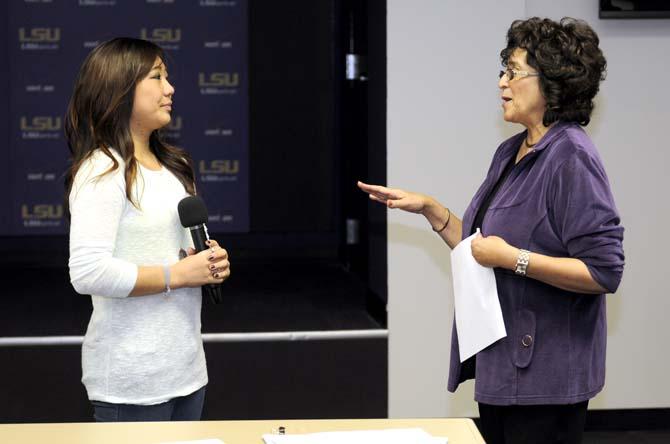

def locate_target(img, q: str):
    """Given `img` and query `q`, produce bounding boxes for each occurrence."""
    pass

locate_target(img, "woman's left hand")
[204,239,231,281]
[471,233,517,269]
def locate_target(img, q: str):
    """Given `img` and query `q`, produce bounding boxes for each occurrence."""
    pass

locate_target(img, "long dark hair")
[64,37,195,209]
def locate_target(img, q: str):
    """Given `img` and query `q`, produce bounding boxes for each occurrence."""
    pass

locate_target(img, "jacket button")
[521,334,533,347]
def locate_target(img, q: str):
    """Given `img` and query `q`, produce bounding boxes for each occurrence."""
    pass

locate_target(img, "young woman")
[65,38,230,422]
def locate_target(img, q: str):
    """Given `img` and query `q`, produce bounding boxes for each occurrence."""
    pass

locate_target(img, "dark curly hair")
[501,17,607,127]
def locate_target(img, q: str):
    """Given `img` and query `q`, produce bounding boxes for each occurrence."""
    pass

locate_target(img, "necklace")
[524,137,537,148]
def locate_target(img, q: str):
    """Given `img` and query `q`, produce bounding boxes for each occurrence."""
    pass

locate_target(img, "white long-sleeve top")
[68,149,207,405]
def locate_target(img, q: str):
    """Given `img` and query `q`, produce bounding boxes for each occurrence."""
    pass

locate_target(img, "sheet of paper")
[262,427,439,444]
[157,440,224,444]
[450,229,507,362]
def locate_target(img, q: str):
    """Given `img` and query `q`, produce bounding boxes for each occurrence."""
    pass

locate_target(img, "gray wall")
[387,0,670,417]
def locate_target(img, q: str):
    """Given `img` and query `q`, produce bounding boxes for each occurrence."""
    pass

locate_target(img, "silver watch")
[515,249,530,276]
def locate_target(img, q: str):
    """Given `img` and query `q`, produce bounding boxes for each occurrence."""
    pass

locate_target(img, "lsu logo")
[140,28,181,43]
[198,72,239,87]
[20,116,61,131]
[166,116,182,131]
[18,28,61,42]
[199,160,239,175]
[21,204,64,220]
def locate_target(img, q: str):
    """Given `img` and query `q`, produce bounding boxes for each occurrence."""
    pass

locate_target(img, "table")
[0,418,484,444]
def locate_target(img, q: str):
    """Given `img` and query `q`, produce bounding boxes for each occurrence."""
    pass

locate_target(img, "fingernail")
[209,264,215,270]
[213,273,219,278]
[208,255,214,261]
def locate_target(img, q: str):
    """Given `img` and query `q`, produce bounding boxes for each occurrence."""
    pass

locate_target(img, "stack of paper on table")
[262,427,446,443]
[158,440,225,444]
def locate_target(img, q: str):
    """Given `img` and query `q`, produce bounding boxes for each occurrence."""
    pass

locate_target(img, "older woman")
[359,17,624,444]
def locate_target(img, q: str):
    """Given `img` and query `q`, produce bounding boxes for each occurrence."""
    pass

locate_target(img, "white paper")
[157,440,224,444]
[262,427,440,444]
[450,229,507,362]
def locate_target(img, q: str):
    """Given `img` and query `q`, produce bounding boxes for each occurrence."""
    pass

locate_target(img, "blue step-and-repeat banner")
[2,0,248,235]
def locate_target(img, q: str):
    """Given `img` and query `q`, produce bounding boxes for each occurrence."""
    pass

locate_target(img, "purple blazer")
[447,122,625,405]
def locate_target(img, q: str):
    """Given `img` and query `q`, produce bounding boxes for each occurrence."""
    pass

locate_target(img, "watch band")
[515,249,530,276]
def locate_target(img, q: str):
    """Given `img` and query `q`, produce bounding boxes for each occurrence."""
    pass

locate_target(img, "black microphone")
[177,196,223,304]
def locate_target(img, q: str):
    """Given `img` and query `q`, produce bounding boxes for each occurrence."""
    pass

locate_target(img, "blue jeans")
[91,386,206,422]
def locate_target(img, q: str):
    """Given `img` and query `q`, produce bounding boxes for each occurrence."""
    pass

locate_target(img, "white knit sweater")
[68,150,207,405]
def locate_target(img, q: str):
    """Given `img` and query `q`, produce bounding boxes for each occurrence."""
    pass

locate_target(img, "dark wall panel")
[249,0,337,233]
[0,340,387,423]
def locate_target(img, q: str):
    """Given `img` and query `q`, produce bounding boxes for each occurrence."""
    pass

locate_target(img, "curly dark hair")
[501,17,607,127]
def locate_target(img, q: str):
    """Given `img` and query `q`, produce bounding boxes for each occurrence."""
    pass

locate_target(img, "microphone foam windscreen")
[178,196,209,227]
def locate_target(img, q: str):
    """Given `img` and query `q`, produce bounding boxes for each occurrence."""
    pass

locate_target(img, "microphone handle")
[190,224,209,252]
[189,224,223,304]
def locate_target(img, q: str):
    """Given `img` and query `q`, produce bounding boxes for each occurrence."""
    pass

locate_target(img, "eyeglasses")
[499,68,540,81]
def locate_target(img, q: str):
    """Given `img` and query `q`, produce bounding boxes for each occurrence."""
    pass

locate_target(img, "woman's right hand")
[170,244,229,289]
[357,181,430,214]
